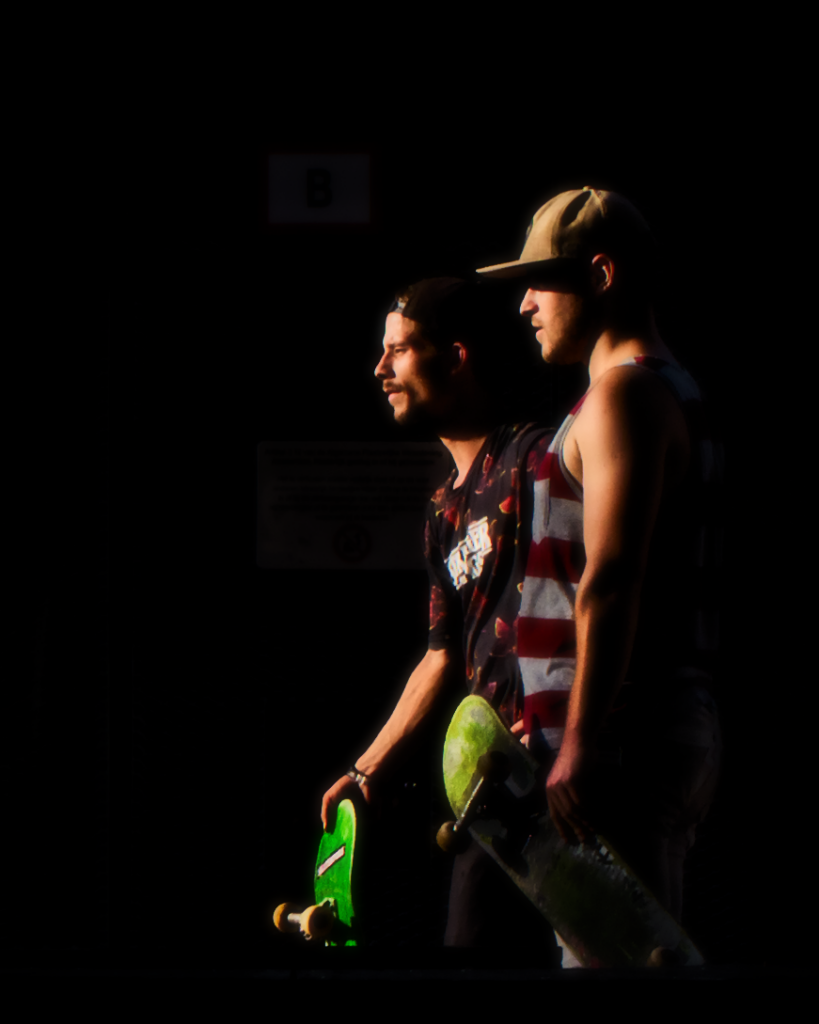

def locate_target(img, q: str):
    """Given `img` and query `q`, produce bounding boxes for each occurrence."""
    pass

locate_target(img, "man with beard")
[478,187,723,931]
[320,277,561,956]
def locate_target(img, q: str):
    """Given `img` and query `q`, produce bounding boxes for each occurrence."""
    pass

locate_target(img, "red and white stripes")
[518,399,587,758]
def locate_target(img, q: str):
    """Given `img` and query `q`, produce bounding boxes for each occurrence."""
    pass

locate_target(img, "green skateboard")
[274,798,359,946]
[439,696,704,968]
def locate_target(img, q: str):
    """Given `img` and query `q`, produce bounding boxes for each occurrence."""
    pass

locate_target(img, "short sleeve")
[425,506,461,652]
[521,424,556,486]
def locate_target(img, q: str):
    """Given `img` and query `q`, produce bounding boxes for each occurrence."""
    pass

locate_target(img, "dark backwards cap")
[388,277,495,344]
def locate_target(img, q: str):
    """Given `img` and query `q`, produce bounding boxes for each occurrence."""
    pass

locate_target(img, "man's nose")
[374,353,392,378]
[519,289,537,316]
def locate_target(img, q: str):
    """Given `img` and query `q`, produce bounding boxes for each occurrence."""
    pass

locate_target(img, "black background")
[9,61,810,985]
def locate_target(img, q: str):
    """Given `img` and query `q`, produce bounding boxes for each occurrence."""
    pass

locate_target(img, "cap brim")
[475,256,582,281]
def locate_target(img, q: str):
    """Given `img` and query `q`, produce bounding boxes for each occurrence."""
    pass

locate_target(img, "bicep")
[576,376,670,587]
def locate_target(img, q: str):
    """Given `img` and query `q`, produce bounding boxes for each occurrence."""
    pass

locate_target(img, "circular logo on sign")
[333,523,372,563]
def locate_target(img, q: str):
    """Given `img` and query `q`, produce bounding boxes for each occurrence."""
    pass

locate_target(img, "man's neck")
[586,311,676,385]
[439,432,492,489]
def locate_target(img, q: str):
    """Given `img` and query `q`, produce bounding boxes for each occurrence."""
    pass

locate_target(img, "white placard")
[257,441,451,570]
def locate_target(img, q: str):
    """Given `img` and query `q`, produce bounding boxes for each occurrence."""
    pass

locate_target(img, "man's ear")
[449,342,468,374]
[590,254,615,296]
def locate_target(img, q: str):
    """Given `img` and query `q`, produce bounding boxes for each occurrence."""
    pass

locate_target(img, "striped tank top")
[518,356,723,761]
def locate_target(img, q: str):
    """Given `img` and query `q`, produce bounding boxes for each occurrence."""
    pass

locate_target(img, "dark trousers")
[443,837,562,964]
[592,686,722,922]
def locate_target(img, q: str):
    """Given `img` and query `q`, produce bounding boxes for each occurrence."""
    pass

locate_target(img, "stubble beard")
[390,389,425,428]
[540,297,599,367]
[391,360,452,431]
[393,399,440,431]
[392,389,460,437]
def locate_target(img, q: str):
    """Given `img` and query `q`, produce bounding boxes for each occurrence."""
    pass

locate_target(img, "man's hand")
[320,774,373,833]
[511,720,596,842]
[318,649,452,833]
[510,718,528,746]
[544,735,598,845]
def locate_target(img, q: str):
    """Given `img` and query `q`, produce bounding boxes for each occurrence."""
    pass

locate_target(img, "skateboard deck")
[274,797,359,946]
[442,695,704,968]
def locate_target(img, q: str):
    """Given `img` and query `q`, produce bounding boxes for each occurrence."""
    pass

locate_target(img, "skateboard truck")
[273,898,337,941]
[437,750,511,855]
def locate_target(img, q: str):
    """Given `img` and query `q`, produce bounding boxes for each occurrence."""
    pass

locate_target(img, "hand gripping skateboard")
[439,696,704,968]
[274,797,359,946]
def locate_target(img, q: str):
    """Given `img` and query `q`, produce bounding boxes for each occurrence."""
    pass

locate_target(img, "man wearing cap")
[478,187,722,926]
[320,277,562,955]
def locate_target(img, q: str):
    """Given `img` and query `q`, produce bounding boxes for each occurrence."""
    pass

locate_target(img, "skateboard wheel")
[437,820,469,855]
[477,750,510,785]
[647,946,682,967]
[273,903,301,933]
[302,904,335,940]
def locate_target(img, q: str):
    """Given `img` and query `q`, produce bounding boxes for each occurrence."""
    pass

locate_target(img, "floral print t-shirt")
[425,422,554,727]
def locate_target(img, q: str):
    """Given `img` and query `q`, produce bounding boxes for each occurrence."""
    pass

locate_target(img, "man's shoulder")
[577,364,685,431]
[468,423,555,503]
[429,472,456,512]
[571,364,691,480]
[488,421,555,460]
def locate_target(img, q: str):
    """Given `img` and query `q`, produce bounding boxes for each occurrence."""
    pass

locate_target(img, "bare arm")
[320,646,453,831]
[545,367,687,841]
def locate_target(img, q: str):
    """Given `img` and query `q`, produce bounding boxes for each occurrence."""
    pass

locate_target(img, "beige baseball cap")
[477,187,655,280]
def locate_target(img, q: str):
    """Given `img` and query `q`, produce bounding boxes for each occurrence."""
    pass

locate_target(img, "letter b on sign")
[306,169,332,208]
[269,154,370,224]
